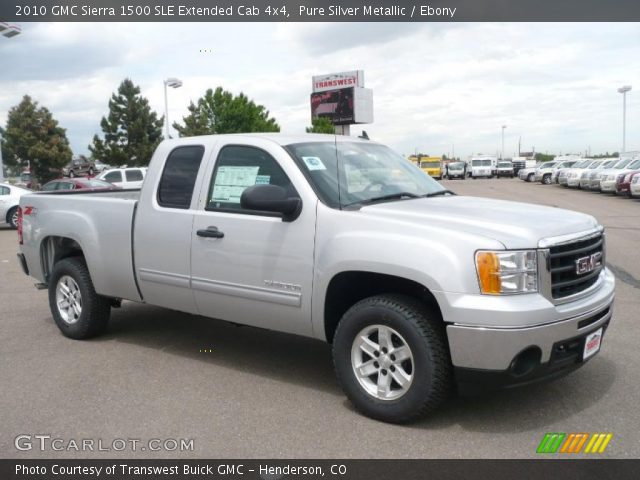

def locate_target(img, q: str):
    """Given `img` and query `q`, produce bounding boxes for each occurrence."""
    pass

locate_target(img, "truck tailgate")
[20,192,142,302]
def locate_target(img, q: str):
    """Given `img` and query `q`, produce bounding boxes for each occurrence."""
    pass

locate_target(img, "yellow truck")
[408,155,443,179]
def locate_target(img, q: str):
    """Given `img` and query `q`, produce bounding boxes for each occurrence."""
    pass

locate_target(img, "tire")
[7,206,19,229]
[88,167,94,176]
[48,257,111,339]
[69,170,75,178]
[333,294,452,424]
[542,174,552,185]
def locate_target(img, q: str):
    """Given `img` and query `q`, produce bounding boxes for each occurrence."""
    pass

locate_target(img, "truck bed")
[20,190,143,302]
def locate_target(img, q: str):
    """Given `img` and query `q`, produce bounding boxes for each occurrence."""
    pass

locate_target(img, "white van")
[470,156,497,178]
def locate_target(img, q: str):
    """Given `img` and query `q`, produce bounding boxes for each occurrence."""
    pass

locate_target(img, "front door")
[190,142,316,337]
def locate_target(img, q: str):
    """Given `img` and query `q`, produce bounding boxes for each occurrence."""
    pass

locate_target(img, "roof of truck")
[162,133,375,147]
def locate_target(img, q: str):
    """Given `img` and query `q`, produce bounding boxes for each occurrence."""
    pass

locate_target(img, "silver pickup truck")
[17,134,615,423]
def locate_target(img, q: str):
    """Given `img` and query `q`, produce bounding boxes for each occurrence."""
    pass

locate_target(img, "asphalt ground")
[1,177,638,459]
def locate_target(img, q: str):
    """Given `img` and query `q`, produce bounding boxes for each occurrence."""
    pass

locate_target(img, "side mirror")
[240,184,302,222]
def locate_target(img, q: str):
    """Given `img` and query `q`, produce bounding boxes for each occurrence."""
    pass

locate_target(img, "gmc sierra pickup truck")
[17,134,615,423]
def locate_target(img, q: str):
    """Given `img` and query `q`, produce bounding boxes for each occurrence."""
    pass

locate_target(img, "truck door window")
[206,145,295,212]
[104,171,123,183]
[125,169,144,182]
[157,145,205,209]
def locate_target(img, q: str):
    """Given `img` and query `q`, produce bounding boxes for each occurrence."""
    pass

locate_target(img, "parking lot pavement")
[1,179,639,459]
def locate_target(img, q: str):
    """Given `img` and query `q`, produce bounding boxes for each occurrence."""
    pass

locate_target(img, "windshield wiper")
[344,192,421,207]
[423,189,456,198]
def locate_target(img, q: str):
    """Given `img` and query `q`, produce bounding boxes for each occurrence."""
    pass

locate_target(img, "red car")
[616,169,640,196]
[40,178,120,192]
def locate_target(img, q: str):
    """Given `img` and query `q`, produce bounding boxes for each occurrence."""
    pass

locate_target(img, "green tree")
[173,87,280,137]
[306,117,335,134]
[90,78,164,167]
[2,95,72,186]
[534,153,555,162]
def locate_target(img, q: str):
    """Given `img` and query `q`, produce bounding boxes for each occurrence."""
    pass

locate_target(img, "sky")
[1,22,639,159]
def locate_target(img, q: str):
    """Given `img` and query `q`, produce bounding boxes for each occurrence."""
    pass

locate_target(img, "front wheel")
[333,295,452,423]
[542,174,552,185]
[48,257,111,339]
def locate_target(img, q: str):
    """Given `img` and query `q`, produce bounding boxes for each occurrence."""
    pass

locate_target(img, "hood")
[360,196,598,249]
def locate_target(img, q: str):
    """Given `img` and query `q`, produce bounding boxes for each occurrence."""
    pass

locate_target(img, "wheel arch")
[323,271,443,344]
[40,235,86,284]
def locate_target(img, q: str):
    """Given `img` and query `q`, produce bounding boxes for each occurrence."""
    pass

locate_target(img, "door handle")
[197,226,224,238]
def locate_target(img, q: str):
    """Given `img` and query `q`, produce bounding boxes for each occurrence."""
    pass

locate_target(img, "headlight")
[476,250,538,295]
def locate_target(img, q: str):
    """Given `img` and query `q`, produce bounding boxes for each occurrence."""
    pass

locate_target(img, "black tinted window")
[0,186,9,195]
[125,169,144,182]
[158,146,205,209]
[207,146,294,211]
[104,171,122,183]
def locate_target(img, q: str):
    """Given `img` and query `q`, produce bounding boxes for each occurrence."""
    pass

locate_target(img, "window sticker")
[255,175,271,185]
[302,156,327,171]
[211,166,260,204]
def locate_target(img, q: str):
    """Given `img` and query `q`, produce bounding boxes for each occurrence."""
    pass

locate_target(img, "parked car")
[581,160,617,189]
[496,161,514,178]
[587,159,632,191]
[615,162,640,196]
[630,175,640,198]
[93,161,109,174]
[62,157,95,178]
[445,161,466,179]
[518,162,543,182]
[0,182,31,228]
[536,161,576,184]
[557,159,592,186]
[18,133,615,423]
[97,167,147,189]
[470,157,496,178]
[599,158,640,193]
[40,178,120,192]
[566,160,600,188]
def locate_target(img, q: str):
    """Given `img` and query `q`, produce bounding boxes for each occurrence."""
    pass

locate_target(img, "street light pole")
[163,77,183,139]
[0,22,21,180]
[501,125,507,160]
[618,85,632,154]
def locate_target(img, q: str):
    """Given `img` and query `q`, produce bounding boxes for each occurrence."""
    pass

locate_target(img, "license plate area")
[583,327,603,360]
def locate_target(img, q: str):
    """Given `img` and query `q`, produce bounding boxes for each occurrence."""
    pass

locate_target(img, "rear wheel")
[69,170,75,178]
[7,207,19,229]
[333,295,452,423]
[48,257,111,339]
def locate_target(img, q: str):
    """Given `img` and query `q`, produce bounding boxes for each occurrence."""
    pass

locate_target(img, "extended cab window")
[158,145,205,209]
[125,169,144,182]
[206,146,294,211]
[104,171,122,183]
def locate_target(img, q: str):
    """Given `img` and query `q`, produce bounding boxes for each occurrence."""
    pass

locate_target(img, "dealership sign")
[312,70,364,93]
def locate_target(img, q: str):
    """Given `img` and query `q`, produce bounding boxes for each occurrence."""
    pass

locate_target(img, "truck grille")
[549,234,604,299]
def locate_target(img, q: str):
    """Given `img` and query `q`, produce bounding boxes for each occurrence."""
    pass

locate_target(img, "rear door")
[134,144,209,314]
[190,140,316,337]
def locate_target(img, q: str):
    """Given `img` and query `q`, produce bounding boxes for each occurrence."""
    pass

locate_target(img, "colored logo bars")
[537,433,613,454]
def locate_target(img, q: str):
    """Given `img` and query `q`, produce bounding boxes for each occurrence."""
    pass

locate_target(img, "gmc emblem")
[575,252,602,275]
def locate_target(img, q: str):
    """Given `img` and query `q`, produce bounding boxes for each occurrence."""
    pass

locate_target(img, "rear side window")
[104,171,123,183]
[206,145,294,212]
[125,169,144,182]
[0,186,9,195]
[158,145,205,209]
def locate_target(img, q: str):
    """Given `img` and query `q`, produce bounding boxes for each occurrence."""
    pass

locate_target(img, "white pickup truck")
[17,134,614,423]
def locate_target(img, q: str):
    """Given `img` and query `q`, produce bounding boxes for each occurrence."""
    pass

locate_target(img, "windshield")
[497,162,512,168]
[472,159,492,166]
[420,161,440,168]
[627,159,640,170]
[286,142,447,208]
[602,160,617,168]
[448,162,464,169]
[573,160,590,168]
[588,162,602,169]
[613,159,632,169]
[540,162,557,169]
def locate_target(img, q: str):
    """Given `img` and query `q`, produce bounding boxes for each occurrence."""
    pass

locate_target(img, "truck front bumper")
[599,180,617,192]
[443,268,615,393]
